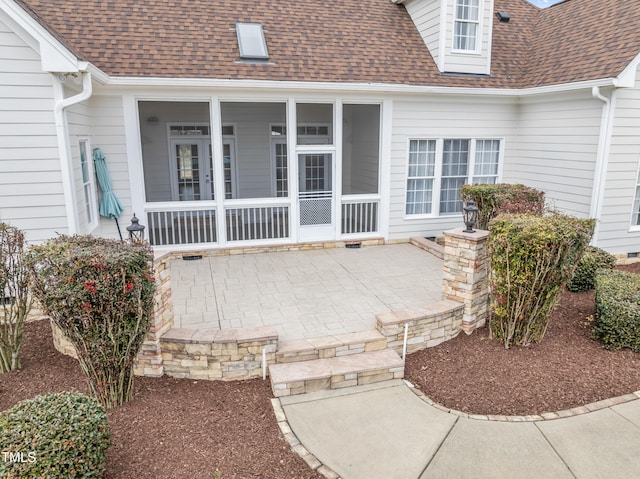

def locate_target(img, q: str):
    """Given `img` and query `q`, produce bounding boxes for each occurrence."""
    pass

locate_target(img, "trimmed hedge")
[567,246,617,292]
[593,269,640,352]
[460,183,545,230]
[0,392,110,479]
[489,213,595,348]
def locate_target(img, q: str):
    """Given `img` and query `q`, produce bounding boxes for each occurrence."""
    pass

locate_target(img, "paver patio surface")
[170,243,443,340]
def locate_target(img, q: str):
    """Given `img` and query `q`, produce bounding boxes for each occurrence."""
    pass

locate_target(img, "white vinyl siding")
[391,97,515,240]
[443,0,492,74]
[88,95,132,240]
[504,91,602,218]
[0,18,66,242]
[599,65,640,254]
[453,0,479,51]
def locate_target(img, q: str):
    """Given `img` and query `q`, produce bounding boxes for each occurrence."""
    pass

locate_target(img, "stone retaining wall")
[375,299,464,354]
[161,326,278,380]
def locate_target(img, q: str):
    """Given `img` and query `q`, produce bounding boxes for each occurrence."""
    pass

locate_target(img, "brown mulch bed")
[2,264,640,476]
[0,320,320,479]
[405,262,640,416]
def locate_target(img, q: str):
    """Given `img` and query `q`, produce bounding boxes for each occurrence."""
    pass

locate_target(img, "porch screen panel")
[440,139,469,214]
[342,104,380,195]
[406,139,436,215]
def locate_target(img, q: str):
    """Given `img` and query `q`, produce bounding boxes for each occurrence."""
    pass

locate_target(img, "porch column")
[441,228,490,334]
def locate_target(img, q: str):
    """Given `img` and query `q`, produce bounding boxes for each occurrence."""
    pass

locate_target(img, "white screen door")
[297,153,335,241]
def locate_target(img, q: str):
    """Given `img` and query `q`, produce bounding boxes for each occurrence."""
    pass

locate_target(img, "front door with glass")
[170,139,213,201]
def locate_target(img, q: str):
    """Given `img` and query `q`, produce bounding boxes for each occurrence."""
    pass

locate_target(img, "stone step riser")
[275,332,387,364]
[269,349,404,397]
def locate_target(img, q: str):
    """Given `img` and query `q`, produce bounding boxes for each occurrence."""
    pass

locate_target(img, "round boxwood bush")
[567,246,617,292]
[0,392,110,478]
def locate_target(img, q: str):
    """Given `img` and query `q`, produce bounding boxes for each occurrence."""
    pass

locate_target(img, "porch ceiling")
[170,243,443,341]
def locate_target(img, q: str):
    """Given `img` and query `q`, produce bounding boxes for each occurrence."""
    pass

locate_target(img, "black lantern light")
[462,198,479,233]
[126,214,146,243]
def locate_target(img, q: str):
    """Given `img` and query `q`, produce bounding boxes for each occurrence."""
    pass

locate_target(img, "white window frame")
[236,23,269,60]
[222,123,238,200]
[630,161,640,231]
[404,137,503,219]
[452,0,482,53]
[270,124,288,197]
[78,138,99,232]
[406,139,438,216]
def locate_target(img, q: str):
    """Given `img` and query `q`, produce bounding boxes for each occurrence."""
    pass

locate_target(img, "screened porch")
[137,100,382,248]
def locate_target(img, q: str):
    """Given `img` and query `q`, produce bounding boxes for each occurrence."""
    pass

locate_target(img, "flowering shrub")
[460,183,545,230]
[0,223,32,373]
[489,213,594,348]
[25,236,155,408]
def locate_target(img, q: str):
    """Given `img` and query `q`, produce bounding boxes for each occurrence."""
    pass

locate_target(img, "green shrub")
[460,183,545,230]
[489,213,595,348]
[592,269,640,352]
[0,392,110,479]
[25,235,155,408]
[567,246,617,292]
[0,223,32,372]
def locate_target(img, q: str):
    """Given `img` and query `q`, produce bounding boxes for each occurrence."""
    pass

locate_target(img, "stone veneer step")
[269,349,404,397]
[275,330,387,364]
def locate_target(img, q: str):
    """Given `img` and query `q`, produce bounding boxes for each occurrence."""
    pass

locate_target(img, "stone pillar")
[442,228,490,334]
[134,251,174,377]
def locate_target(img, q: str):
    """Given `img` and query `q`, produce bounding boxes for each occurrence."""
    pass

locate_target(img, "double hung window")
[406,138,501,216]
[632,166,640,227]
[453,0,480,52]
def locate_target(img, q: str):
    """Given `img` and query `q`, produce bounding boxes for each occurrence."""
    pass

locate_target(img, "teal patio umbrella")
[93,148,124,239]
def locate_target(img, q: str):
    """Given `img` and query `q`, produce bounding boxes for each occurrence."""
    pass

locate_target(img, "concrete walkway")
[279,380,640,479]
[170,244,443,340]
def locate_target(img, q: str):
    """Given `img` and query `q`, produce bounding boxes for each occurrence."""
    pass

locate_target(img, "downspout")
[590,86,615,246]
[52,70,93,235]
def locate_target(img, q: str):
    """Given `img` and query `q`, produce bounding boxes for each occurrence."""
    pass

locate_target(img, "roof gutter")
[589,85,616,246]
[52,69,92,235]
[92,73,617,97]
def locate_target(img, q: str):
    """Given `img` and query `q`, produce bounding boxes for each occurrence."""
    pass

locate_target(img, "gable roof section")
[523,0,640,87]
[12,0,640,90]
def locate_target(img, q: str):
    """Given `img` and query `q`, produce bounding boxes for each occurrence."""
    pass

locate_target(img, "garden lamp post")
[462,199,479,233]
[126,214,146,243]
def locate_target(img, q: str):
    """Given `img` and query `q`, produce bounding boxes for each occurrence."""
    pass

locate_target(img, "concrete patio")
[169,243,443,341]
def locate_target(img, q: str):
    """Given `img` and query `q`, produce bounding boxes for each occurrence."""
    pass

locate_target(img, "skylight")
[236,23,269,60]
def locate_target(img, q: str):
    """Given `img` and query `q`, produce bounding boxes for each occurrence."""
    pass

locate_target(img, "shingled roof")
[14,0,640,89]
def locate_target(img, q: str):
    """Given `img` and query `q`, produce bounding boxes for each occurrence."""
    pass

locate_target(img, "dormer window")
[236,23,269,60]
[453,0,480,52]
